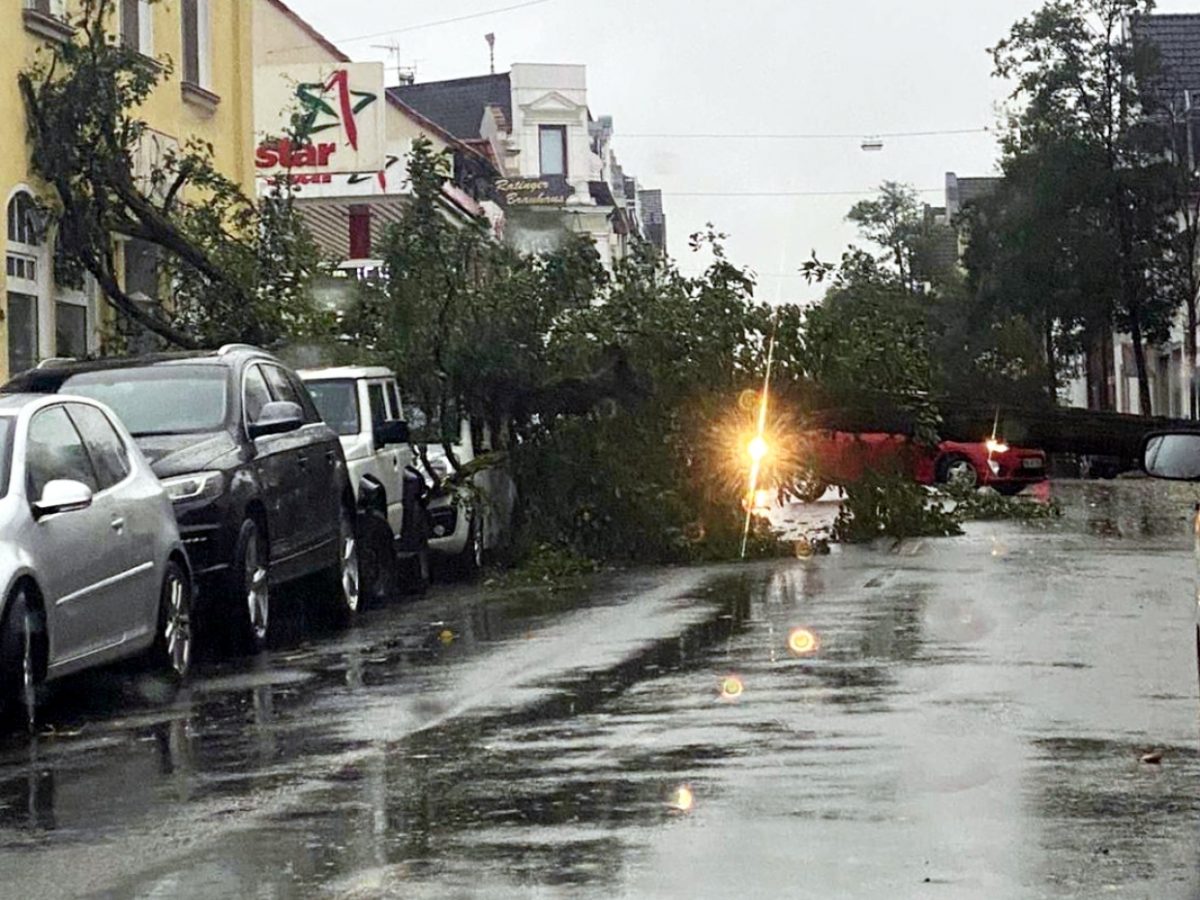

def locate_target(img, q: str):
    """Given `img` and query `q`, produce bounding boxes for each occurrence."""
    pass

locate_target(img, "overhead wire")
[619,127,990,140]
[331,0,558,44]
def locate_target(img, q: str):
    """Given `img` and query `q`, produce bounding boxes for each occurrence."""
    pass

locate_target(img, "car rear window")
[306,380,360,437]
[61,366,229,437]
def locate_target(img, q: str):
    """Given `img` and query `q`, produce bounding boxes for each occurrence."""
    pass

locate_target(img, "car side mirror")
[249,401,304,439]
[374,420,410,448]
[33,479,94,518]
[1143,431,1200,480]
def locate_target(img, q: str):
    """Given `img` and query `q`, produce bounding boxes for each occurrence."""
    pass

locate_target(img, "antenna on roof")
[485,33,496,75]
[372,41,416,86]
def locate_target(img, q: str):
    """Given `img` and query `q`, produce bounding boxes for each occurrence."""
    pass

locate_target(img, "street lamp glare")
[748,436,768,463]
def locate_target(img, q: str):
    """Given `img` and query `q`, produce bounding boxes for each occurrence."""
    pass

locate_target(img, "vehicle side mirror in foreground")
[249,401,304,439]
[1143,432,1200,480]
[374,420,410,447]
[33,479,94,518]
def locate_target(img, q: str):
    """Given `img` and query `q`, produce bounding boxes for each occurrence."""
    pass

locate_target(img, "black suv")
[4,345,360,649]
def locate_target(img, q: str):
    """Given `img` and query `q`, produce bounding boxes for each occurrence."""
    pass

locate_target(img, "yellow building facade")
[0,0,254,380]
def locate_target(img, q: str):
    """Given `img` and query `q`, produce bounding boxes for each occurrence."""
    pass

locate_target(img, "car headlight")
[427,456,450,481]
[161,471,224,505]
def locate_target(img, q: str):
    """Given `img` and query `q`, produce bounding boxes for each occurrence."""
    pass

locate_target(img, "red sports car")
[790,432,1047,499]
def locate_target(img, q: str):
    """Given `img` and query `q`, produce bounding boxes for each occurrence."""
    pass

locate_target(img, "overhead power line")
[333,0,558,45]
[663,188,944,197]
[619,127,990,140]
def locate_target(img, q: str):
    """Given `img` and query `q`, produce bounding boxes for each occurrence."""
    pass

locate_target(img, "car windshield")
[61,366,229,436]
[306,380,360,436]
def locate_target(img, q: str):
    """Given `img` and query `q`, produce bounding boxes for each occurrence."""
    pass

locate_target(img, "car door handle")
[110,517,125,533]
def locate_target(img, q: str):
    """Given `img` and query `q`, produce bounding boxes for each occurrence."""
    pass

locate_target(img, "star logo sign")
[295,69,377,152]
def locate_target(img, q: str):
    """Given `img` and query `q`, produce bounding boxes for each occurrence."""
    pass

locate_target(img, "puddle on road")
[1027,736,1200,896]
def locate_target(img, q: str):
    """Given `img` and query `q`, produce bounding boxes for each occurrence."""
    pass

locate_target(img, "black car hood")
[136,431,237,477]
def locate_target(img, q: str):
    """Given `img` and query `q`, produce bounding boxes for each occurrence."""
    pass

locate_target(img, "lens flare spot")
[753,489,774,511]
[748,436,769,463]
[738,389,760,412]
[439,629,455,645]
[669,784,695,812]
[719,675,744,701]
[794,538,814,559]
[788,627,820,656]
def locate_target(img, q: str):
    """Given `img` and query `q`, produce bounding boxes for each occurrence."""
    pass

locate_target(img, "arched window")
[6,191,41,248]
[6,191,46,375]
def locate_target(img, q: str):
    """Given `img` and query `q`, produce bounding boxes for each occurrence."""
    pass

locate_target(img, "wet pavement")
[1,479,1199,898]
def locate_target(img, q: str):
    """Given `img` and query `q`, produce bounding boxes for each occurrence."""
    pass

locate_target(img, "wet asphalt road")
[0,480,1199,899]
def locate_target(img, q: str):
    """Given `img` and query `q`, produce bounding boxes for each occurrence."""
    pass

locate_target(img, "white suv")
[300,367,430,597]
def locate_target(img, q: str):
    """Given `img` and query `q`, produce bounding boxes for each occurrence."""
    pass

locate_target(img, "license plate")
[1022,458,1044,470]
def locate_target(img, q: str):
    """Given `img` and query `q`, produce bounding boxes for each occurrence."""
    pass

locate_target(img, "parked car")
[0,394,193,723]
[4,346,359,651]
[409,409,517,576]
[791,431,1048,500]
[927,438,1048,494]
[299,366,431,597]
[1141,429,1200,692]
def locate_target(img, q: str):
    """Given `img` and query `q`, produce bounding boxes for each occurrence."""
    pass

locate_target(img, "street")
[0,480,1198,899]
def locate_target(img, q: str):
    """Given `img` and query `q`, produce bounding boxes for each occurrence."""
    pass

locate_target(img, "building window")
[7,192,40,246]
[120,0,152,54]
[55,302,88,359]
[181,0,210,88]
[7,191,47,374]
[26,0,67,18]
[539,125,567,177]
[7,294,39,375]
[120,238,162,355]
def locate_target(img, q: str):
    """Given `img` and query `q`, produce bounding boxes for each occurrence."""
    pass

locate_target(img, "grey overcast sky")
[286,0,1200,303]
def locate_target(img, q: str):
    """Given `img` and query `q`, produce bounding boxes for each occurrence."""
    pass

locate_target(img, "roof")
[0,394,62,414]
[262,1,490,165]
[2,350,273,394]
[1133,14,1200,98]
[263,0,350,62]
[298,366,395,381]
[390,73,513,140]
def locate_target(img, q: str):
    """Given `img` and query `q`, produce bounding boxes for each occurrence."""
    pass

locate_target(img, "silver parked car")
[0,394,193,723]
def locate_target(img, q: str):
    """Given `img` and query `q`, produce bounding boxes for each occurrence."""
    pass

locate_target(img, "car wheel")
[151,561,193,680]
[937,454,978,489]
[326,502,362,619]
[230,518,270,652]
[0,586,44,731]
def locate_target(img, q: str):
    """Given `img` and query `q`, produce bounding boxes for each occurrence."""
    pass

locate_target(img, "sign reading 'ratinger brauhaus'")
[495,176,575,207]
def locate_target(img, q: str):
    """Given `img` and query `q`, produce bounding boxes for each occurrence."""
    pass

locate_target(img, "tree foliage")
[976,0,1182,414]
[19,0,326,350]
